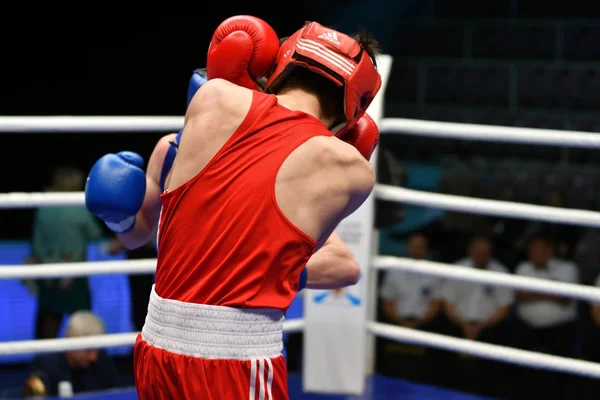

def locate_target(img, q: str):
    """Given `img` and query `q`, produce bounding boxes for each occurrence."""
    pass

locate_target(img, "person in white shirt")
[380,233,443,329]
[379,233,443,385]
[515,234,578,343]
[444,236,513,342]
[513,233,579,400]
[442,236,513,397]
[584,273,600,357]
[577,273,600,400]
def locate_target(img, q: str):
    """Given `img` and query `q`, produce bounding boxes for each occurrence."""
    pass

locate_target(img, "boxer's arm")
[312,139,376,249]
[117,134,176,249]
[305,232,360,289]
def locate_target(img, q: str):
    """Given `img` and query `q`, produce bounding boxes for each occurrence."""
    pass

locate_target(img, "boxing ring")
[3,54,600,399]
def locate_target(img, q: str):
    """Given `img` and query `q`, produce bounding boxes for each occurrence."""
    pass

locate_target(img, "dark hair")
[273,26,381,126]
[470,234,492,247]
[276,68,345,125]
[353,28,380,68]
[528,232,555,247]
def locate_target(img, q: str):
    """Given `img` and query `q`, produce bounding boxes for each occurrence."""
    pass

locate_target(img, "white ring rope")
[374,256,600,303]
[2,262,598,379]
[376,184,600,227]
[3,115,599,148]
[380,118,600,148]
[0,319,305,356]
[4,69,600,382]
[0,116,184,133]
[368,322,600,378]
[5,187,600,230]
[3,257,599,305]
[0,192,84,209]
[0,259,156,279]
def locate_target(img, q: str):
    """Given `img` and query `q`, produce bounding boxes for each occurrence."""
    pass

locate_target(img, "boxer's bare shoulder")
[185,78,252,129]
[169,79,253,191]
[276,135,375,246]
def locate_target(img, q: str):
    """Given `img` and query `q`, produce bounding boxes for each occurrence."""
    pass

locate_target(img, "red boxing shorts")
[134,287,288,400]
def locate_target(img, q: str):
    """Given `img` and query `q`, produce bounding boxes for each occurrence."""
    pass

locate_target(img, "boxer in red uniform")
[112,16,380,399]
[134,17,381,399]
[87,69,360,291]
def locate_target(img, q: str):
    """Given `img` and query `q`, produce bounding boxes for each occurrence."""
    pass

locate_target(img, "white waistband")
[141,286,284,360]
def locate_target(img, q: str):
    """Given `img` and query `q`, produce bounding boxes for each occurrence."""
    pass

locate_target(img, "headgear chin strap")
[265,22,382,136]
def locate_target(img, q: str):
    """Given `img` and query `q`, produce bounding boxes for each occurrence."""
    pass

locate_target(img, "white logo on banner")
[312,273,362,307]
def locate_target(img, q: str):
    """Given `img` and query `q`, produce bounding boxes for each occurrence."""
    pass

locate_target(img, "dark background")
[0,1,428,239]
[3,0,600,240]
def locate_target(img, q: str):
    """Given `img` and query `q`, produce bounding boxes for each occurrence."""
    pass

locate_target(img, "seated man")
[443,235,513,397]
[513,233,579,400]
[380,233,442,330]
[379,232,443,384]
[24,311,120,397]
[444,236,513,343]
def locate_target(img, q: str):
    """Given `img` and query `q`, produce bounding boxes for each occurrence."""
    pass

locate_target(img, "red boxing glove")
[342,114,380,161]
[207,15,279,90]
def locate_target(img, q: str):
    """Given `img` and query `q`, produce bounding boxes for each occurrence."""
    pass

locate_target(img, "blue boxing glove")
[187,68,208,107]
[85,151,146,233]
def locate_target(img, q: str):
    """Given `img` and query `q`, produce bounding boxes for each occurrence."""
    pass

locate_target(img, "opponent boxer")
[90,15,381,398]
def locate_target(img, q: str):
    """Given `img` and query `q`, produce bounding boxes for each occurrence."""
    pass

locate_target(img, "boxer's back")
[157,79,373,310]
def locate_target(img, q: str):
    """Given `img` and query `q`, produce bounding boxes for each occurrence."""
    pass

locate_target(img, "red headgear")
[264,22,382,136]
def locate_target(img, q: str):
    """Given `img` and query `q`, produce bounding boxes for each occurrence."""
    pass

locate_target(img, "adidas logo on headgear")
[318,31,340,45]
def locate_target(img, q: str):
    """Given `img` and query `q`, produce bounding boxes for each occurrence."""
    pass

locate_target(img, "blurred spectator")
[105,238,157,331]
[516,190,582,260]
[375,149,406,228]
[442,236,513,397]
[573,228,600,285]
[488,186,528,269]
[513,234,579,400]
[435,149,487,262]
[380,233,442,329]
[578,273,600,400]
[379,233,443,384]
[24,311,120,397]
[30,167,104,339]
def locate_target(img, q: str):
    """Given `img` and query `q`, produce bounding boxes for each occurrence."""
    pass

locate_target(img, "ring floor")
[24,375,491,400]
